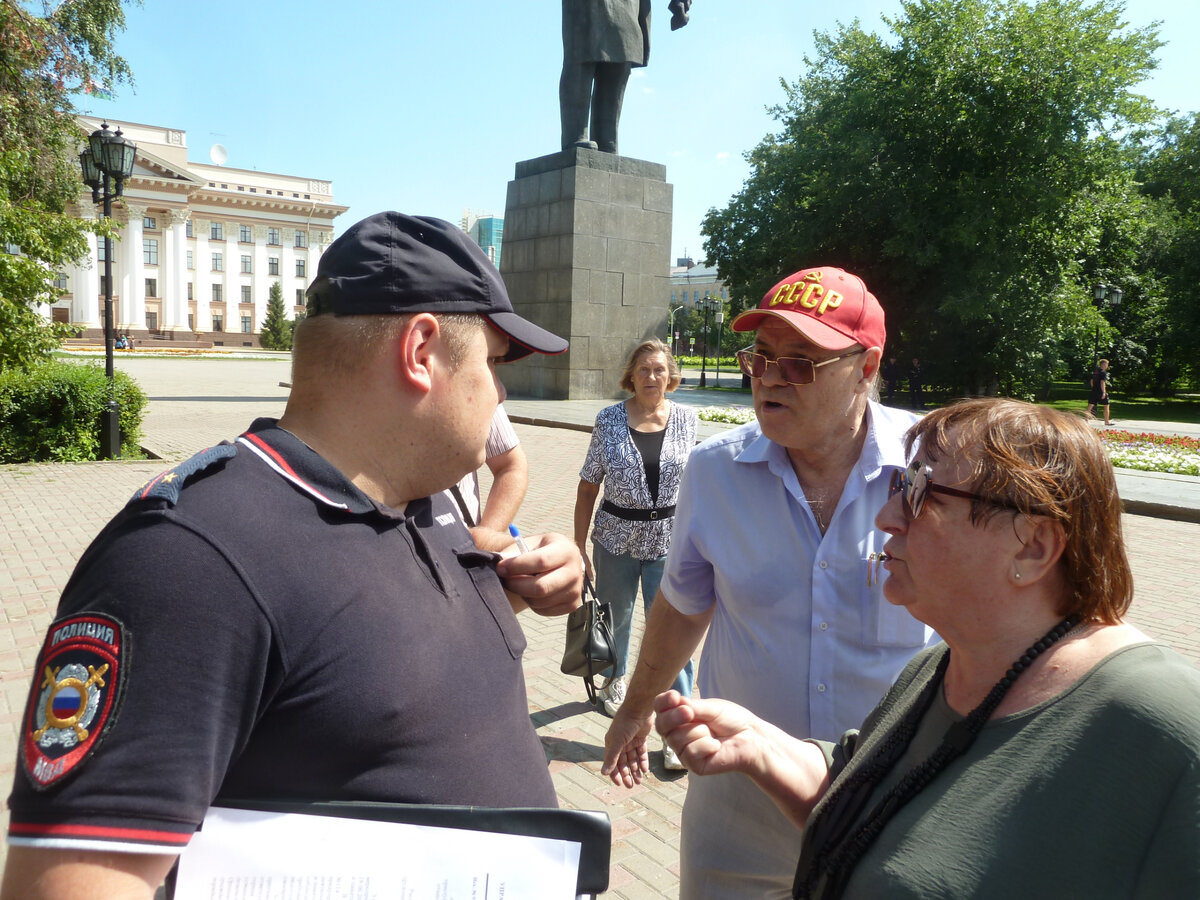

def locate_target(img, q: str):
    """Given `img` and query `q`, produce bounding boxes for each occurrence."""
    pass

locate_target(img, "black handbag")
[560,575,617,702]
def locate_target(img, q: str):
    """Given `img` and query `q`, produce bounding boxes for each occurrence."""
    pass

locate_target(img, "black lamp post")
[713,307,725,389]
[79,122,137,459]
[1091,282,1123,369]
[697,294,720,388]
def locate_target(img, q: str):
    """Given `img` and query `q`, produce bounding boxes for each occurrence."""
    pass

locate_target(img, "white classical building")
[52,117,348,347]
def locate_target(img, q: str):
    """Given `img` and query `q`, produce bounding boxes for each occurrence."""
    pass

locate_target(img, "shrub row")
[0,361,148,463]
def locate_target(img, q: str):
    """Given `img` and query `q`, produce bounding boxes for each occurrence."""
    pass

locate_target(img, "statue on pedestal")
[560,0,691,154]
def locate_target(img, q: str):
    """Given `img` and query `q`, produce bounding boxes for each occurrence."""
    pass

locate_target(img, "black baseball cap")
[305,212,568,362]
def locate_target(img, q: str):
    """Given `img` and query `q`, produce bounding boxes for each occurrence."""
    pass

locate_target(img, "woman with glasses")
[655,397,1200,898]
[574,340,697,766]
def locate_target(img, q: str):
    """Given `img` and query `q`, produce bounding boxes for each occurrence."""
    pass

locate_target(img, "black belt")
[601,500,676,521]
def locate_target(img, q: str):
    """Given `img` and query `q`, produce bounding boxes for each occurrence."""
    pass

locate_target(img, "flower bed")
[696,408,1200,477]
[1099,430,1200,477]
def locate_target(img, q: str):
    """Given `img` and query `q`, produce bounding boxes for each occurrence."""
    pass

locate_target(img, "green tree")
[1133,113,1200,390]
[0,0,135,373]
[259,281,293,350]
[702,0,1162,397]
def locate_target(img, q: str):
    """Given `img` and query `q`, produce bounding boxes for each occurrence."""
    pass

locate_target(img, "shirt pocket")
[458,549,527,659]
[860,555,928,648]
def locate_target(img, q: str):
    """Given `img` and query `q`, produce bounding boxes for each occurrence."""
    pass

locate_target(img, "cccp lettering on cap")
[732,265,886,351]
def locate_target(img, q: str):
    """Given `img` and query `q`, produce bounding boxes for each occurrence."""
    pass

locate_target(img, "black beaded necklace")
[793,614,1081,900]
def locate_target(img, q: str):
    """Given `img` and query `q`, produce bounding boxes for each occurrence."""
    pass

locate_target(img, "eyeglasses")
[889,459,1021,519]
[735,346,864,385]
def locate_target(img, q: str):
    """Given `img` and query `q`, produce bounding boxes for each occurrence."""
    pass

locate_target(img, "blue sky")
[78,0,1199,266]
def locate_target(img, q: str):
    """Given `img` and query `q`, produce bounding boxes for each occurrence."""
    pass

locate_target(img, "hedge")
[0,361,148,462]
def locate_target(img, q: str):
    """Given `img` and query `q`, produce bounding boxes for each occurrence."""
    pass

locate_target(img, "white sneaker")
[601,677,626,717]
[662,743,686,771]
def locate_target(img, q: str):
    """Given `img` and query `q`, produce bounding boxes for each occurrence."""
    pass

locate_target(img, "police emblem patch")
[22,613,125,789]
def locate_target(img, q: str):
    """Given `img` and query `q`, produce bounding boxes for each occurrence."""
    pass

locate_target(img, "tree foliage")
[702,0,1166,397]
[0,0,135,373]
[258,281,293,350]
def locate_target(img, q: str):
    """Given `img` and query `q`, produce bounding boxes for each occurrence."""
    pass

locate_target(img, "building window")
[187,250,194,269]
[210,222,223,240]
[188,313,194,330]
[143,238,158,265]
[240,255,252,274]
[145,278,157,297]
[268,256,279,276]
[294,230,307,248]
[241,315,252,333]
[295,259,305,278]
[295,288,305,305]
[187,283,193,300]
[241,285,252,303]
[212,253,223,271]
[212,314,224,332]
[240,224,253,243]
[143,215,157,230]
[146,312,158,331]
[54,272,69,292]
[185,220,193,238]
[267,228,280,246]
[97,242,107,262]
[212,284,222,303]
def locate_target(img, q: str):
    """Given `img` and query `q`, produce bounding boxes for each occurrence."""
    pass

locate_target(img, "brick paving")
[2,356,1199,896]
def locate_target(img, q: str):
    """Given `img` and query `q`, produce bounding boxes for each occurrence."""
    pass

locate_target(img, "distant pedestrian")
[1087,358,1112,426]
[883,356,900,405]
[909,357,924,409]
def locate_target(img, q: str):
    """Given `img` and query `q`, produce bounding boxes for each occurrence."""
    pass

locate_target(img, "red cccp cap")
[730,266,886,351]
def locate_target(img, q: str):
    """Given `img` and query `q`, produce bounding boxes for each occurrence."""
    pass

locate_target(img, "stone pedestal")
[499,148,672,399]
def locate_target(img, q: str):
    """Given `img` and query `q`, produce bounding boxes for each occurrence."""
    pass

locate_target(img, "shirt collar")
[237,417,420,520]
[733,402,912,481]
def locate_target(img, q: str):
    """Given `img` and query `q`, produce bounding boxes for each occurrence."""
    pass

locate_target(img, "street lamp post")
[713,309,725,388]
[79,122,137,460]
[697,294,719,387]
[667,304,685,357]
[1091,282,1123,368]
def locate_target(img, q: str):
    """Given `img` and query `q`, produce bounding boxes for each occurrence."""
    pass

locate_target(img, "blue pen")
[508,524,531,554]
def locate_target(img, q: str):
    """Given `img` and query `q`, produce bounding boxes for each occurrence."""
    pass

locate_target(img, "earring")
[1014,570,1022,580]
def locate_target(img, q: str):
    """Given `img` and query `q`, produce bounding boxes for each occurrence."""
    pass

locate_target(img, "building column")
[163,209,190,333]
[193,219,211,331]
[119,203,146,331]
[68,207,101,329]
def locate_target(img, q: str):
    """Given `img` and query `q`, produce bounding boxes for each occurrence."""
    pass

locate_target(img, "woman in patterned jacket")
[574,339,697,767]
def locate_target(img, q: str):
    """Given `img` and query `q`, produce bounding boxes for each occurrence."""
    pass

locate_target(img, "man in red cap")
[602,266,937,897]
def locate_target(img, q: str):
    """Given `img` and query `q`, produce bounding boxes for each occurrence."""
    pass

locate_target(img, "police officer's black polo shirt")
[8,419,557,854]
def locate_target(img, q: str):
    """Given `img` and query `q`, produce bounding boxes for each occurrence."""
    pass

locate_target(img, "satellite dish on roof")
[209,144,228,165]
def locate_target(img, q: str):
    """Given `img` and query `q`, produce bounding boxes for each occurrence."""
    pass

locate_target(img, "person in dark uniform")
[909,356,924,409]
[2,212,579,900]
[560,0,691,153]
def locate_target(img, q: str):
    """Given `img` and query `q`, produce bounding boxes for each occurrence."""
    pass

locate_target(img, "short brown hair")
[619,339,682,394]
[907,398,1132,624]
[290,313,485,384]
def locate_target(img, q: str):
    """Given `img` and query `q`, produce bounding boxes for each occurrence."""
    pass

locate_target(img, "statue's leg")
[560,62,598,150]
[591,62,632,153]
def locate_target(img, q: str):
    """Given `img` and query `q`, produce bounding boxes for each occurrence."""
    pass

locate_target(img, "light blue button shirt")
[663,401,939,741]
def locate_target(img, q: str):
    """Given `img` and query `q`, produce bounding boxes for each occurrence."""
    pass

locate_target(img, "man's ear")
[857,347,883,391]
[397,313,439,395]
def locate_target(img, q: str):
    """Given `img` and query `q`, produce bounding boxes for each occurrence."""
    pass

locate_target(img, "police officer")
[3,212,579,900]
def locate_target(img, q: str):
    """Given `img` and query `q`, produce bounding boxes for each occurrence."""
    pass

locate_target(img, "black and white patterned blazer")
[580,400,698,560]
